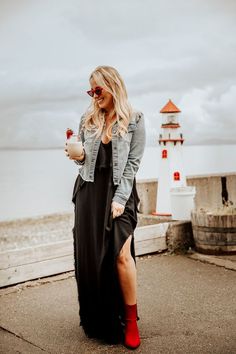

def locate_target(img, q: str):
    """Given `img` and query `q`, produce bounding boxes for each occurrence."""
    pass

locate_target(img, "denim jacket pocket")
[128,122,137,132]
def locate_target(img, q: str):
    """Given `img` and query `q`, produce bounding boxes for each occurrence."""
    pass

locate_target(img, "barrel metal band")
[193,225,236,234]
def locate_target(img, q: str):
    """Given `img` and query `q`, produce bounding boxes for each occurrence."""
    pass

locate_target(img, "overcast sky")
[0,0,235,148]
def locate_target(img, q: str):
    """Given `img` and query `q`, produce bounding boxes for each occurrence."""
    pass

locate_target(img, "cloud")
[0,0,236,148]
[0,102,86,149]
[180,84,236,144]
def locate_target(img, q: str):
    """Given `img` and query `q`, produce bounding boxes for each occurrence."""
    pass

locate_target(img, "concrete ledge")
[186,251,236,271]
[0,216,197,287]
[138,214,172,226]
[2,219,234,288]
[5,210,229,287]
[0,217,169,287]
[135,223,168,256]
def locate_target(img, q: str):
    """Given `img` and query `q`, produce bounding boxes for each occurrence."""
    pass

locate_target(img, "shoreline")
[0,212,74,251]
[0,211,73,226]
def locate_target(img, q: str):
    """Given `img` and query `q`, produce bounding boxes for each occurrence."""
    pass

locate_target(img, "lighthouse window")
[168,115,175,123]
[162,150,168,158]
[174,172,180,181]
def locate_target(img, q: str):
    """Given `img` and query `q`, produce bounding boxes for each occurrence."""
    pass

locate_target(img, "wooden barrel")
[191,211,236,255]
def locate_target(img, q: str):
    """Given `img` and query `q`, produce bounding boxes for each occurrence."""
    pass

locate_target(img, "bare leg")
[117,235,140,348]
[116,235,137,305]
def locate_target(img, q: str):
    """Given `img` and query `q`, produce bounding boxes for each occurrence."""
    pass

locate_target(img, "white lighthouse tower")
[153,99,186,216]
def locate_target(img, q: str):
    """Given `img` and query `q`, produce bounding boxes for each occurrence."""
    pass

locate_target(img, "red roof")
[160,99,181,113]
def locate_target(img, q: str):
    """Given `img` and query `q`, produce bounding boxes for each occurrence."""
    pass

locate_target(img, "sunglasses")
[87,86,103,97]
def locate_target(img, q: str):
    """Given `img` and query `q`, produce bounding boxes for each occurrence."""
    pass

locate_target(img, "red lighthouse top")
[160,99,181,113]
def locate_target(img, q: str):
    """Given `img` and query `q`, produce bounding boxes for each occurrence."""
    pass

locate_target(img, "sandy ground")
[0,212,166,251]
[0,213,74,250]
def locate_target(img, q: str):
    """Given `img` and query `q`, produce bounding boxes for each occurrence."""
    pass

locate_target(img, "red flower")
[66,128,73,139]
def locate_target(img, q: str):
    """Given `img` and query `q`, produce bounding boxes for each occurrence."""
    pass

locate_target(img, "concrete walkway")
[0,253,236,354]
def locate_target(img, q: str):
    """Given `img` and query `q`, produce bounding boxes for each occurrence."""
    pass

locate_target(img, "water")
[0,145,235,221]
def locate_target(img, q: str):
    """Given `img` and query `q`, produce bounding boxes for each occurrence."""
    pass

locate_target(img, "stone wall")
[136,173,236,214]
[136,179,157,214]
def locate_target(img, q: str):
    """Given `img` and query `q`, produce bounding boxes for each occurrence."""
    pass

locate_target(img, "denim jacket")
[74,111,146,206]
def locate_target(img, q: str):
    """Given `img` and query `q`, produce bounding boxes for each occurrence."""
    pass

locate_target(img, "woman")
[65,66,145,349]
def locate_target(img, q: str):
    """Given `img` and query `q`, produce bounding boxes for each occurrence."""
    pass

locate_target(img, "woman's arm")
[73,114,86,165]
[112,112,146,206]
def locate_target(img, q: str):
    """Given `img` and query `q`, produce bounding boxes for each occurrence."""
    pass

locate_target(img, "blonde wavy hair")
[83,66,133,139]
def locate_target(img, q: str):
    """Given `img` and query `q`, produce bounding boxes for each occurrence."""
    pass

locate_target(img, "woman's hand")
[111,201,125,219]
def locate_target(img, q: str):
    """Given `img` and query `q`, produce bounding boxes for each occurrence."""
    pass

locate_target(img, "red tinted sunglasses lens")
[94,87,102,96]
[86,87,103,97]
[87,90,94,97]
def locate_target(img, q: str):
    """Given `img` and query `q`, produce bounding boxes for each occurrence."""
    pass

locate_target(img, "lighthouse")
[153,99,187,216]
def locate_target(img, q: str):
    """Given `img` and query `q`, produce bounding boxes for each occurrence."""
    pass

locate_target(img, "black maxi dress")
[72,140,140,344]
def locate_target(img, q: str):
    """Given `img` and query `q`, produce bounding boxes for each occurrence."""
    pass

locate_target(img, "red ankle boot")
[124,304,140,349]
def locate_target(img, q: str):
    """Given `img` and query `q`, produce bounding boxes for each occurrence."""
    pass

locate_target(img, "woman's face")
[90,78,114,112]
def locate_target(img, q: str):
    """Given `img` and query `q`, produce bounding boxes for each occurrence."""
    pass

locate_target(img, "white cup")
[67,135,83,158]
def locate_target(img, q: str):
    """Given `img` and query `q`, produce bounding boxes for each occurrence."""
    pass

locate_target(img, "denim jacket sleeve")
[112,112,146,206]
[74,114,86,166]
